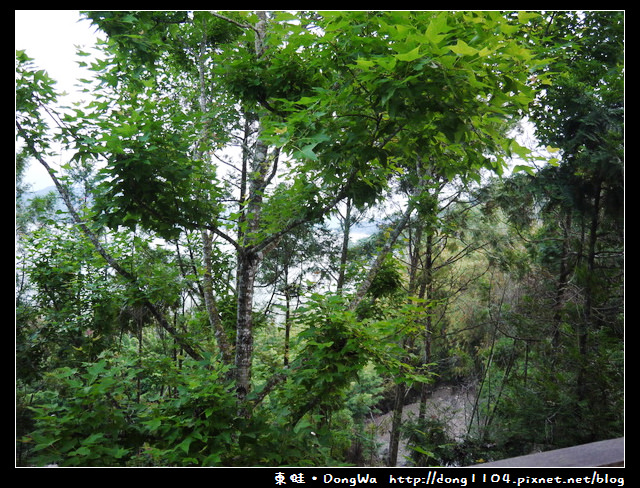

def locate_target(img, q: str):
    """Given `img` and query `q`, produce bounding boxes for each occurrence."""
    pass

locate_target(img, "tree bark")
[418,230,434,421]
[552,211,572,351]
[194,23,234,367]
[577,178,602,402]
[201,230,234,365]
[387,381,406,466]
[337,197,352,295]
[209,11,271,412]
[235,249,259,408]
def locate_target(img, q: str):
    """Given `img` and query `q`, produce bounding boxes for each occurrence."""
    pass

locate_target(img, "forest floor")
[368,383,477,466]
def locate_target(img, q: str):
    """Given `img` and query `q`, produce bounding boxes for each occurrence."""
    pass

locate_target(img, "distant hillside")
[19,185,66,213]
[24,185,57,199]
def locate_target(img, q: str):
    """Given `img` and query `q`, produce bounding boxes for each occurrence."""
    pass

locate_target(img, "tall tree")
[528,11,624,407]
[18,12,552,458]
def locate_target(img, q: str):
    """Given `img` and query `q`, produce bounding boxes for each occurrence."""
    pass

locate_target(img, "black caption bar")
[260,467,626,487]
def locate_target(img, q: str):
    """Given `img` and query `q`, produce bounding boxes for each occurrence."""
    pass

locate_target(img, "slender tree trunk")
[202,230,233,366]
[407,222,423,293]
[234,131,271,409]
[387,381,406,466]
[552,211,572,351]
[577,179,602,401]
[235,249,259,407]
[195,21,233,367]
[348,202,415,312]
[418,230,433,420]
[337,197,352,295]
[232,11,271,412]
[284,284,291,367]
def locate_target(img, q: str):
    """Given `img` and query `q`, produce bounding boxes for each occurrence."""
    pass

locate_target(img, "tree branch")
[348,201,416,312]
[17,121,203,362]
[210,11,260,35]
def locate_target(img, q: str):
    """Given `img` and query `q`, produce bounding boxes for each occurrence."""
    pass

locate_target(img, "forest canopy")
[16,10,623,467]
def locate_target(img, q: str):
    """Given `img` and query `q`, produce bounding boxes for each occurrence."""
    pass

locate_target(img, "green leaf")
[377,56,397,71]
[293,418,313,433]
[143,417,163,431]
[106,447,130,459]
[517,11,539,24]
[395,46,423,62]
[297,143,318,160]
[81,432,105,445]
[295,96,319,106]
[73,446,92,457]
[448,40,478,57]
[424,15,450,46]
[355,57,376,69]
[509,139,531,159]
[86,360,108,378]
[512,164,535,176]
[478,46,495,57]
[177,436,194,454]
[409,445,436,457]
[308,340,334,349]
[33,438,61,452]
[16,49,31,62]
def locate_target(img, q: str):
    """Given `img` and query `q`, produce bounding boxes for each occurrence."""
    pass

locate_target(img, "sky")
[16,10,101,190]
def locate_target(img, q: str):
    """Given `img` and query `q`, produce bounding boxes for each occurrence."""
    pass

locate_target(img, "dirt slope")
[369,384,476,466]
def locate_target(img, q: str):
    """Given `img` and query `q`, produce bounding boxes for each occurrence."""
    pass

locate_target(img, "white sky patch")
[16,10,101,190]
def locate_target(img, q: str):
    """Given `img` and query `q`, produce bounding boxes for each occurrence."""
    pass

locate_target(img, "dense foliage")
[16,11,623,467]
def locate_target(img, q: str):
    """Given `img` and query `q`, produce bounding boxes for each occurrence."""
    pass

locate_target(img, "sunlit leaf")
[448,40,478,56]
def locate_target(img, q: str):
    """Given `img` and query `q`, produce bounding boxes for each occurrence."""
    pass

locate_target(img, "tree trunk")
[552,211,572,351]
[348,202,415,312]
[418,231,433,420]
[233,12,270,412]
[284,285,291,367]
[195,23,233,367]
[577,179,602,402]
[202,230,233,366]
[235,249,259,409]
[337,197,352,295]
[387,381,406,466]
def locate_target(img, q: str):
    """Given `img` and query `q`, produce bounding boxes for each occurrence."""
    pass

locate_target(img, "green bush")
[21,354,142,466]
[404,416,457,466]
[20,347,348,467]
